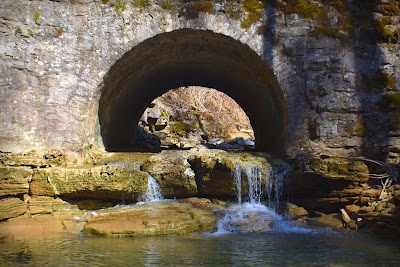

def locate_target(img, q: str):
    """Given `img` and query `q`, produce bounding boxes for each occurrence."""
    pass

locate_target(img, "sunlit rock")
[84,201,217,237]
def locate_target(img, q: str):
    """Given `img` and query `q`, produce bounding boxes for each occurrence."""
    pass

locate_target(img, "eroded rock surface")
[84,201,217,237]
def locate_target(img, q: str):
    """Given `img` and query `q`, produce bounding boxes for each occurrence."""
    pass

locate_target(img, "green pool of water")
[1,230,399,266]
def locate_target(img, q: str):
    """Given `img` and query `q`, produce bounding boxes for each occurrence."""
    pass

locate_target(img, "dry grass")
[159,86,253,137]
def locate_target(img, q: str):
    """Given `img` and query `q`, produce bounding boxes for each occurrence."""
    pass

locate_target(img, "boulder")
[285,203,309,220]
[0,198,27,220]
[0,167,32,197]
[345,204,361,214]
[84,201,216,237]
[217,203,276,233]
[308,213,343,231]
[29,166,148,202]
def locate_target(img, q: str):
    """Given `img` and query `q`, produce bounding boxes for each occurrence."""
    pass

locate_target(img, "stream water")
[1,232,399,266]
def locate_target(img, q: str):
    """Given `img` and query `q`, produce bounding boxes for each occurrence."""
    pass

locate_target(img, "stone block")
[28,196,54,215]
[0,198,27,220]
[30,166,148,201]
[362,189,381,198]
[0,167,32,197]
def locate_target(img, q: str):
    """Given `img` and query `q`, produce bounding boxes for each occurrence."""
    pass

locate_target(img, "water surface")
[1,230,399,266]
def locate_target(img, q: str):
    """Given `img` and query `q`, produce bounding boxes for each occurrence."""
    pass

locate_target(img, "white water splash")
[216,163,305,234]
[138,174,164,202]
[266,164,291,210]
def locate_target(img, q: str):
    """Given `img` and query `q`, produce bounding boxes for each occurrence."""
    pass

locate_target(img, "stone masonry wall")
[0,0,399,158]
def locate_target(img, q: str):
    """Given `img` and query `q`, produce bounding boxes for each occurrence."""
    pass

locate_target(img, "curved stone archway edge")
[99,29,287,154]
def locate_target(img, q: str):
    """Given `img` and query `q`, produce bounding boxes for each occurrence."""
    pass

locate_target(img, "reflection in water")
[1,233,399,266]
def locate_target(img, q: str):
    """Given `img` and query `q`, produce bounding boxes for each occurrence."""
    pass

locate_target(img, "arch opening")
[137,86,255,151]
[99,29,287,154]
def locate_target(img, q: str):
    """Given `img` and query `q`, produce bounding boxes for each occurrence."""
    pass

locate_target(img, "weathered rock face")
[0,167,32,197]
[30,166,148,201]
[188,149,271,198]
[142,151,198,198]
[287,155,400,233]
[0,1,398,158]
[287,156,370,212]
[84,201,217,237]
[0,198,27,221]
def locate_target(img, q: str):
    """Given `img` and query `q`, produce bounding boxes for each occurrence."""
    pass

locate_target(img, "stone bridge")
[1,0,399,157]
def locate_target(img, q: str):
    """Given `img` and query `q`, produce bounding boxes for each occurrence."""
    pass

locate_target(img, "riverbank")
[1,148,399,239]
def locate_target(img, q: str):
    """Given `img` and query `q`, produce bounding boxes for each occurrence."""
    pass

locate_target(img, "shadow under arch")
[99,29,287,154]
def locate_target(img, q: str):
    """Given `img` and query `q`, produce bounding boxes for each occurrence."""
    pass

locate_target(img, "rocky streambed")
[0,148,399,240]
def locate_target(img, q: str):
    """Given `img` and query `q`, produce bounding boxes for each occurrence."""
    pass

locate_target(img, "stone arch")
[99,29,287,154]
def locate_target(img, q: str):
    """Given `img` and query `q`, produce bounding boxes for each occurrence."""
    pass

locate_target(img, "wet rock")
[0,212,86,240]
[218,204,276,233]
[29,166,148,202]
[285,203,309,220]
[188,150,269,198]
[0,198,27,221]
[308,213,343,231]
[0,167,32,197]
[177,197,223,211]
[142,151,198,198]
[84,201,216,237]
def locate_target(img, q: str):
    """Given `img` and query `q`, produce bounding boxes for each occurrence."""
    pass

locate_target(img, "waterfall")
[217,163,298,234]
[139,174,164,202]
[233,164,242,204]
[266,164,291,210]
[233,165,263,204]
[245,166,263,203]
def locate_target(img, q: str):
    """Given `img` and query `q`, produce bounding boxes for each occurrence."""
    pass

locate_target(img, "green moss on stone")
[363,72,397,92]
[33,10,40,22]
[227,1,240,20]
[102,0,110,4]
[111,0,127,14]
[133,0,151,8]
[192,1,215,14]
[15,27,22,34]
[160,0,173,10]
[241,0,264,29]
[383,93,400,107]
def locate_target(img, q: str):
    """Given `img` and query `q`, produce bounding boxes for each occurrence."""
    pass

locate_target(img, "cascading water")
[245,166,263,203]
[217,163,307,234]
[138,174,164,202]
